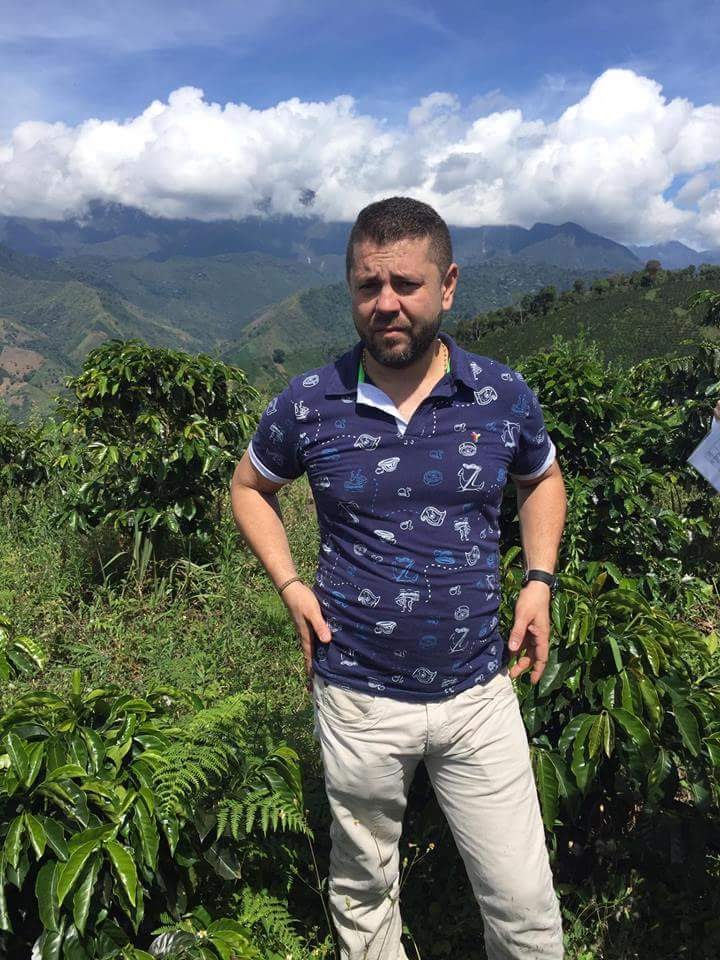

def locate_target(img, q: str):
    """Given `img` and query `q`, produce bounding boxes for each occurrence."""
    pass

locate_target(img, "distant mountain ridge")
[0,202,641,272]
[629,241,720,270]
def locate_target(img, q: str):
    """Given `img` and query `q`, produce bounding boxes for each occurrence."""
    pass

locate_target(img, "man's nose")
[375,283,401,315]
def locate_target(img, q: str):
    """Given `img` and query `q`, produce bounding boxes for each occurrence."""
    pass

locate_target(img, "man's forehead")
[351,236,435,274]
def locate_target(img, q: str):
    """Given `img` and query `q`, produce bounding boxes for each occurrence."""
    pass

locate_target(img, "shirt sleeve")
[508,379,556,481]
[247,385,305,484]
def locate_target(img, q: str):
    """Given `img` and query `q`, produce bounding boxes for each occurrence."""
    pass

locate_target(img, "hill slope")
[454,267,720,368]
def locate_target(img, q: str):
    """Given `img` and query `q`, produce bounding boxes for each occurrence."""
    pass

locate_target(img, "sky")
[1,0,719,247]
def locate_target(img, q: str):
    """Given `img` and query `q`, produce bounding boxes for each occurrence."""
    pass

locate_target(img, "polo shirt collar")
[323,331,477,398]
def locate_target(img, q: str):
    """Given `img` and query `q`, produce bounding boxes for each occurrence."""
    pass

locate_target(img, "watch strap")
[522,569,558,591]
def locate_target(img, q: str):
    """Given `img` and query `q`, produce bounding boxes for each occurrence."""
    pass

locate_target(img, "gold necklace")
[362,338,448,378]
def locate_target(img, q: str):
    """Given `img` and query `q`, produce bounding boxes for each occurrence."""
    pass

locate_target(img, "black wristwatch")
[521,569,559,596]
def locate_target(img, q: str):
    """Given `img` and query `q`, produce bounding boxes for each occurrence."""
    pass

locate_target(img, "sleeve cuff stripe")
[248,441,293,485]
[509,440,557,481]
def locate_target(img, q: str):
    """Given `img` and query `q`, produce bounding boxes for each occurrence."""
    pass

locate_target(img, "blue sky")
[2,0,717,131]
[1,0,719,245]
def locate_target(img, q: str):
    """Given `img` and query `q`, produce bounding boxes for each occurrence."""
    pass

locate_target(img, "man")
[231,197,566,959]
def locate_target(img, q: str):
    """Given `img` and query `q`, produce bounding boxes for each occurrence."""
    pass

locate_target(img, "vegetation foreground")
[0,328,719,959]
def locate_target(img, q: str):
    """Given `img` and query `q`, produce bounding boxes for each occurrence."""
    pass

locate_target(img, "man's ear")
[441,263,459,310]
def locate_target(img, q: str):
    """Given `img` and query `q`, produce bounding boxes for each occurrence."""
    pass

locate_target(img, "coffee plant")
[55,341,258,543]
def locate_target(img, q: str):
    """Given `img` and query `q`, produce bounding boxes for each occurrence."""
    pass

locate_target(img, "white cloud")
[2,68,720,247]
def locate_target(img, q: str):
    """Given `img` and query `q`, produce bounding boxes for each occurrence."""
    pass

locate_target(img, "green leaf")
[72,853,101,937]
[0,868,12,933]
[81,728,105,774]
[6,732,29,782]
[648,748,673,802]
[36,860,59,931]
[637,674,663,730]
[536,647,562,697]
[673,702,701,757]
[608,636,623,673]
[204,840,243,880]
[42,818,69,862]
[3,815,24,871]
[57,841,98,907]
[61,923,89,960]
[531,748,559,830]
[25,741,45,789]
[26,812,47,859]
[610,708,654,764]
[133,797,159,870]
[558,713,591,755]
[104,840,137,906]
[40,764,88,784]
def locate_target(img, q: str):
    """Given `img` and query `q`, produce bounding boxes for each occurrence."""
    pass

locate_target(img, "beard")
[359,313,443,369]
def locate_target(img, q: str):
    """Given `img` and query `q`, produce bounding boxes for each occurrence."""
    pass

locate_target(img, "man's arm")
[507,460,567,684]
[230,453,331,680]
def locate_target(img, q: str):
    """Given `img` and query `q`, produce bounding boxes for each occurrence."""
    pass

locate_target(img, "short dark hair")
[346,196,453,279]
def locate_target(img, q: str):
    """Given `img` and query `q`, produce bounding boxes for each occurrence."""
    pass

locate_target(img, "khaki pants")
[313,670,563,960]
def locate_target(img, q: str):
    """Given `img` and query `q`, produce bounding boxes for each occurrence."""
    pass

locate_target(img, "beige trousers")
[313,669,563,960]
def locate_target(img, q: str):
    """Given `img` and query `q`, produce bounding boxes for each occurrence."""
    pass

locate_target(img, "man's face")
[348,236,458,368]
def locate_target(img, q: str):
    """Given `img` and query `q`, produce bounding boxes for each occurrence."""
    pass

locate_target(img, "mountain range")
[1,202,719,416]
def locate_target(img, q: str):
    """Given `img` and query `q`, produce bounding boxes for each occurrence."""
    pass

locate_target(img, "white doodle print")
[535,428,546,444]
[442,677,458,689]
[395,589,420,613]
[454,605,470,620]
[397,487,411,497]
[376,457,400,474]
[321,542,332,554]
[454,518,471,541]
[339,502,360,523]
[374,529,397,543]
[358,588,381,607]
[326,617,341,634]
[391,674,405,683]
[457,463,485,491]
[400,519,414,530]
[458,442,477,456]
[374,620,397,635]
[453,422,467,432]
[413,667,437,684]
[449,627,470,652]
[394,649,408,658]
[353,543,367,556]
[465,545,482,566]
[316,476,330,489]
[501,421,520,448]
[420,506,447,526]
[368,677,386,691]
[501,372,513,381]
[449,585,462,596]
[354,433,381,450]
[302,374,320,387]
[474,386,498,405]
[294,400,310,420]
[470,361,483,378]
[269,423,284,445]
[368,552,384,563]
[265,397,278,415]
[340,650,358,666]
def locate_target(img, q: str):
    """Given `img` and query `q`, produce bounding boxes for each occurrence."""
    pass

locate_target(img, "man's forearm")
[515,470,567,572]
[230,482,299,588]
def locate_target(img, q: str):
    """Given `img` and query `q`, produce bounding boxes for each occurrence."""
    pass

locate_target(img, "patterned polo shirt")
[248,332,556,702]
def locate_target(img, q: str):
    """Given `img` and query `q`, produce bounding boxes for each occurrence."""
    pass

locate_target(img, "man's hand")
[508,581,552,684]
[280,581,332,686]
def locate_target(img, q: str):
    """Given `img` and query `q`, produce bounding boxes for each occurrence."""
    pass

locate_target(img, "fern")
[238,888,308,958]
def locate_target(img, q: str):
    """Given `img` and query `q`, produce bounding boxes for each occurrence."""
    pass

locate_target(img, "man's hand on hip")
[508,581,552,684]
[280,581,332,685]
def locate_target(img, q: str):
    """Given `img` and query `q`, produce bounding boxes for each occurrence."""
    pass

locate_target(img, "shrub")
[55,341,259,543]
[0,670,307,958]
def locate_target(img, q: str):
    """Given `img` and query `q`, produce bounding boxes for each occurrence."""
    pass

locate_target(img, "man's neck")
[361,337,448,403]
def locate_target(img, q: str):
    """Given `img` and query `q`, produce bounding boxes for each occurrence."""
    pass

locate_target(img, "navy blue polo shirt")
[248,332,556,702]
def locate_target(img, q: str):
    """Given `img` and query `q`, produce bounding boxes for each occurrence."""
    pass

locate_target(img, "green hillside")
[223,260,606,388]
[455,266,720,367]
[63,251,344,342]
